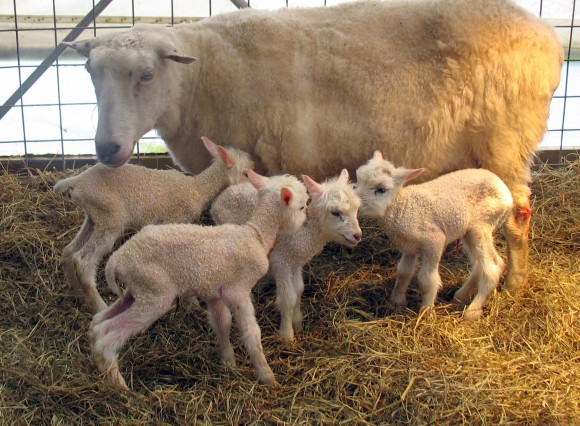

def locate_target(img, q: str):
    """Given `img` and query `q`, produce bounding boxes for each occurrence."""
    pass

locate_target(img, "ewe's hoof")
[390,292,407,308]
[452,289,471,304]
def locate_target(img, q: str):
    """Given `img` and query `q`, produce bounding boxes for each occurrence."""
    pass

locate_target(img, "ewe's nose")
[353,232,362,243]
[96,142,121,165]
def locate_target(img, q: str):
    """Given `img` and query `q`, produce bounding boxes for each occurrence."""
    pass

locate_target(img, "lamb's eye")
[331,210,341,218]
[375,187,387,195]
[300,206,305,211]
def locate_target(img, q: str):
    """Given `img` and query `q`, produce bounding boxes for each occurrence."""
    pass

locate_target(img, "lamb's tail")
[104,252,122,296]
[53,175,78,198]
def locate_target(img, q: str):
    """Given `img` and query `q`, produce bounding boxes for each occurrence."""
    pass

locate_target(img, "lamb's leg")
[274,264,298,341]
[62,216,94,296]
[290,266,305,338]
[463,232,503,321]
[90,289,174,389]
[207,298,235,365]
[73,225,122,313]
[453,236,480,304]
[416,240,445,310]
[390,253,418,308]
[222,288,276,385]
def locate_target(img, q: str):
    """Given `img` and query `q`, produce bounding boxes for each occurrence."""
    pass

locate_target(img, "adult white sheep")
[54,137,253,313]
[90,170,309,389]
[62,0,563,293]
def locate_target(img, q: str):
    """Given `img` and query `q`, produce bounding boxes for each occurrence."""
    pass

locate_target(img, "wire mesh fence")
[0,0,578,169]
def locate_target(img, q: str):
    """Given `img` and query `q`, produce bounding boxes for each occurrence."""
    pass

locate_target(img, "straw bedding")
[1,160,578,425]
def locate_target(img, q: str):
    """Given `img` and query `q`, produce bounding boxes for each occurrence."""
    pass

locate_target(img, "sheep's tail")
[53,175,78,198]
[105,252,122,296]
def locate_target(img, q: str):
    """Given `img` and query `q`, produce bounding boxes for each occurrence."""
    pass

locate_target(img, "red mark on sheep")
[515,205,532,225]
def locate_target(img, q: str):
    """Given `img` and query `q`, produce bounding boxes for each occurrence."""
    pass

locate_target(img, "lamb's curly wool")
[89,170,308,389]
[63,0,563,294]
[54,137,253,313]
[356,151,513,320]
[211,169,362,340]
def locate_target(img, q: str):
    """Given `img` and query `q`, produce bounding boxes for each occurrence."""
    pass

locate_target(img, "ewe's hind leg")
[390,253,418,308]
[90,290,174,389]
[62,217,93,295]
[73,225,123,313]
[207,298,235,365]
[222,287,276,385]
[462,230,503,321]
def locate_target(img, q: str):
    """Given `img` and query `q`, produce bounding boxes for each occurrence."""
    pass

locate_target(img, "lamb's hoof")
[463,308,483,321]
[258,370,277,386]
[221,348,236,366]
[390,293,407,309]
[106,370,129,390]
[278,327,295,342]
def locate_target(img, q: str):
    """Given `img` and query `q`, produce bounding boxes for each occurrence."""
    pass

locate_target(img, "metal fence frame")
[0,0,578,170]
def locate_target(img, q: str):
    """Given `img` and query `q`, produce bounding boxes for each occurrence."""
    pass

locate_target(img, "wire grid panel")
[0,0,578,166]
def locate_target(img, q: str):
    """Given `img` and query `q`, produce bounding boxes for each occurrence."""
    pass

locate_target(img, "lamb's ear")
[280,187,293,207]
[61,39,96,58]
[159,44,197,64]
[372,150,383,161]
[302,175,323,196]
[201,136,217,154]
[338,168,349,183]
[399,167,425,184]
[246,168,268,190]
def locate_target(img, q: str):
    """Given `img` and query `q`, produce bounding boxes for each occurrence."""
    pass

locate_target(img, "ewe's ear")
[61,39,96,58]
[372,150,383,161]
[302,175,323,196]
[280,187,293,207]
[339,168,349,183]
[159,44,196,64]
[246,168,268,189]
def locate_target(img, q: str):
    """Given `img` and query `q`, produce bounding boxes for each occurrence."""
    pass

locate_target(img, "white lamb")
[355,151,513,320]
[89,169,309,389]
[54,137,253,313]
[211,169,362,341]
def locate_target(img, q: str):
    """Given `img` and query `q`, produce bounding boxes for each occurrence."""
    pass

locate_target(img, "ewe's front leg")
[390,253,418,308]
[207,298,235,365]
[223,289,276,385]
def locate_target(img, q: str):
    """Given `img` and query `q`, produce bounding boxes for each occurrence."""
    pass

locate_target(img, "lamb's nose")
[353,232,362,242]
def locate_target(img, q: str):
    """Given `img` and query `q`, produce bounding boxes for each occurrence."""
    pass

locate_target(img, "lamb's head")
[201,136,254,184]
[302,169,362,247]
[246,169,308,233]
[62,25,196,167]
[355,151,425,217]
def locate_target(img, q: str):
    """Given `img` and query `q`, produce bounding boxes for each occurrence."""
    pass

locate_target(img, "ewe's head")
[62,25,196,168]
[246,169,308,233]
[355,151,425,217]
[201,137,254,184]
[302,169,362,247]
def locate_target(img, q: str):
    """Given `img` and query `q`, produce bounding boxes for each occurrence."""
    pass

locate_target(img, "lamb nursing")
[355,151,513,320]
[54,137,253,313]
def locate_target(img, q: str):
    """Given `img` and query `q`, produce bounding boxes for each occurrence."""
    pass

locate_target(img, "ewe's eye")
[331,210,342,218]
[375,187,387,195]
[139,68,155,84]
[300,206,305,211]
